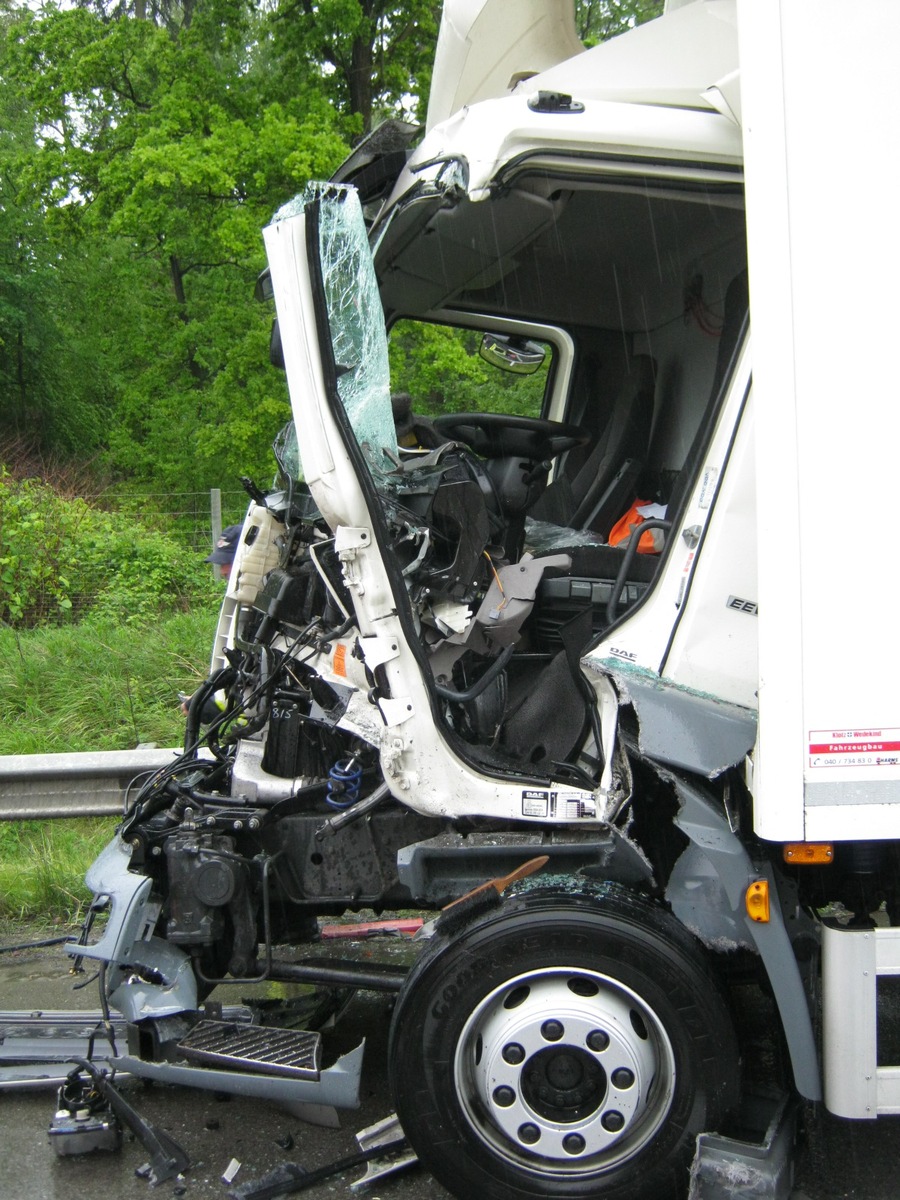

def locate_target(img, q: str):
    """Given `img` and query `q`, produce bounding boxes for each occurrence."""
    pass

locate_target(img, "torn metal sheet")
[611,670,757,778]
[351,1112,418,1190]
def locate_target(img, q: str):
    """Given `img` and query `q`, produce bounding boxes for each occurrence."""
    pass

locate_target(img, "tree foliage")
[576,0,663,45]
[2,0,352,491]
[267,0,440,134]
[0,469,217,626]
[388,321,549,419]
[0,0,663,501]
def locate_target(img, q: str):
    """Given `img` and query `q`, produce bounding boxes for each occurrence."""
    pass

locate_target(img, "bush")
[0,470,219,626]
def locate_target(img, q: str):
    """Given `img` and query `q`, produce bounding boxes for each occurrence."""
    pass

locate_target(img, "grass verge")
[1,606,219,919]
[0,817,117,921]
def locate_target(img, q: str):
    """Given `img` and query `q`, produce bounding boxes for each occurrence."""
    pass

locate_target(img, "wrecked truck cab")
[69,167,764,1200]
[72,2,900,1196]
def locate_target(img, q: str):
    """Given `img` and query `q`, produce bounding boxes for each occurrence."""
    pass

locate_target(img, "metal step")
[0,1007,248,1089]
[177,1019,321,1079]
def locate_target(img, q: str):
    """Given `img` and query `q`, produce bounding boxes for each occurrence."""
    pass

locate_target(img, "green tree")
[388,320,550,419]
[267,0,441,134]
[3,0,349,490]
[576,0,663,45]
[0,5,112,456]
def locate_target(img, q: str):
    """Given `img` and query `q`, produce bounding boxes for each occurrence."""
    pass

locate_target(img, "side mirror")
[479,333,546,376]
[255,268,274,303]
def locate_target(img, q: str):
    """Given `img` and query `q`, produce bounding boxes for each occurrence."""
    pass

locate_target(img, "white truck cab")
[72,3,900,1195]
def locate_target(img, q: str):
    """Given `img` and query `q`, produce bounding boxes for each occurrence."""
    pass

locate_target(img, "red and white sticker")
[809,728,900,769]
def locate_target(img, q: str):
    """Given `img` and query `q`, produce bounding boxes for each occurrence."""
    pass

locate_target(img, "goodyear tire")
[389,885,739,1200]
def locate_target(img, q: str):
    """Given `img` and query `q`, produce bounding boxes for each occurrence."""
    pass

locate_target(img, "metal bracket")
[822,921,900,1117]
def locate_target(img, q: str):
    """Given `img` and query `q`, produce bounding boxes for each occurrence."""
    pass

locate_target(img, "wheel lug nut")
[602,1110,625,1133]
[541,1019,564,1042]
[518,1123,540,1145]
[587,1029,609,1052]
[503,1042,525,1065]
[612,1068,635,1089]
[563,1133,585,1155]
[493,1086,515,1107]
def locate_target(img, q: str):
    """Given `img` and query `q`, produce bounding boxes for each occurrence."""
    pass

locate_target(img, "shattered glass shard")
[309,183,397,477]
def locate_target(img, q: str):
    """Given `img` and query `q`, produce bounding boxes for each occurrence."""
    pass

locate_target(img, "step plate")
[177,1020,321,1080]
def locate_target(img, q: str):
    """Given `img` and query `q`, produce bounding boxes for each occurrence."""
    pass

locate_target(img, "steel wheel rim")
[453,966,676,1175]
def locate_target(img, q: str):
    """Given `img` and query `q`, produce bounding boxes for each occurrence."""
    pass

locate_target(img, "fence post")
[210,488,222,581]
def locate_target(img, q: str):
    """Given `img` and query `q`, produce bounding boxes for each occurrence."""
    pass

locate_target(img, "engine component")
[164,833,239,946]
[49,1076,122,1157]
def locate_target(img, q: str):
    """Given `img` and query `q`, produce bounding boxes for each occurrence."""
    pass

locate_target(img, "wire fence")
[99,489,249,555]
[0,479,253,628]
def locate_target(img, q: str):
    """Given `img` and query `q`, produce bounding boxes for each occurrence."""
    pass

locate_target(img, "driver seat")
[528,354,656,538]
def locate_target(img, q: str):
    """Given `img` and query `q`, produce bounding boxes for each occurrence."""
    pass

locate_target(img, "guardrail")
[0,749,183,820]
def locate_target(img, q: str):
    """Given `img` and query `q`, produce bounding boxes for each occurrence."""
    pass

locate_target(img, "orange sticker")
[333,643,347,677]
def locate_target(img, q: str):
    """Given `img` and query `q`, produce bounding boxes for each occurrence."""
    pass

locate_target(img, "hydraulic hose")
[433,644,515,704]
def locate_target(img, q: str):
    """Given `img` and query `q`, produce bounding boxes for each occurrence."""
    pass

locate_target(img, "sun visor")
[376,187,560,317]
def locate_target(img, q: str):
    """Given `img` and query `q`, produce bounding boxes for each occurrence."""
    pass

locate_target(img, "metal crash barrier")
[0,748,185,820]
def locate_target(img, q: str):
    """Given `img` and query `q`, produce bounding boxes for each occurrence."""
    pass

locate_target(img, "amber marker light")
[783,843,834,865]
[745,880,770,923]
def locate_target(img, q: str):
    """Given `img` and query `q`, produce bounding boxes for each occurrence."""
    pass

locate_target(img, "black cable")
[123,626,324,837]
[0,934,75,953]
[72,970,101,991]
[433,644,515,703]
[97,962,119,1057]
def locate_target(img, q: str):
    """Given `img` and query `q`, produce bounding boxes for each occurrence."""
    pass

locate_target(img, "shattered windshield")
[308,183,397,476]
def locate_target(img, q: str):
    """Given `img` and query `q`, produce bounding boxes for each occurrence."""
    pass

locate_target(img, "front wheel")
[389,886,739,1200]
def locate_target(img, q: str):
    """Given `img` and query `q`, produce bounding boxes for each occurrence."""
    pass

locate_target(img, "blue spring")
[326,757,362,809]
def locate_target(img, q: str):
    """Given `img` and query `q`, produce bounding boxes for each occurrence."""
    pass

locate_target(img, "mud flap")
[689,1092,797,1199]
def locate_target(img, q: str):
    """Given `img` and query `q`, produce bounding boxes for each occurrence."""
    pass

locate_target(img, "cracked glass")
[308,183,397,477]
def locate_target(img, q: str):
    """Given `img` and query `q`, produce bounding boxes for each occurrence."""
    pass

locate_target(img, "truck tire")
[389,885,739,1200]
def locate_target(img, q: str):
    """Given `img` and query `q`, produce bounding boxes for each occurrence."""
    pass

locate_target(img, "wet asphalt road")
[0,925,451,1200]
[2,926,900,1200]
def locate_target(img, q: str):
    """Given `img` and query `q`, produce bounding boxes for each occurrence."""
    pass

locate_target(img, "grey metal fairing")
[611,669,757,779]
[66,836,199,1018]
[664,771,821,1101]
[111,1043,364,1112]
[397,827,654,906]
[66,835,366,1110]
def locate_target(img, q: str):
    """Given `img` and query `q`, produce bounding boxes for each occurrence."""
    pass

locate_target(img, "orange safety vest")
[608,500,665,554]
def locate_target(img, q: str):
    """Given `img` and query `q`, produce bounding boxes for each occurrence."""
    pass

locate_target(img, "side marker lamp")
[745,880,770,923]
[783,842,834,865]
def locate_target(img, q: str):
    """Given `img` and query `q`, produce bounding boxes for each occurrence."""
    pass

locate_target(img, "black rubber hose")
[184,666,236,757]
[433,644,515,704]
[605,518,672,627]
[0,934,74,954]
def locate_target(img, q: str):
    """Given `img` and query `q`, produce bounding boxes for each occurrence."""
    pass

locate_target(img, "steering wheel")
[431,412,591,460]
